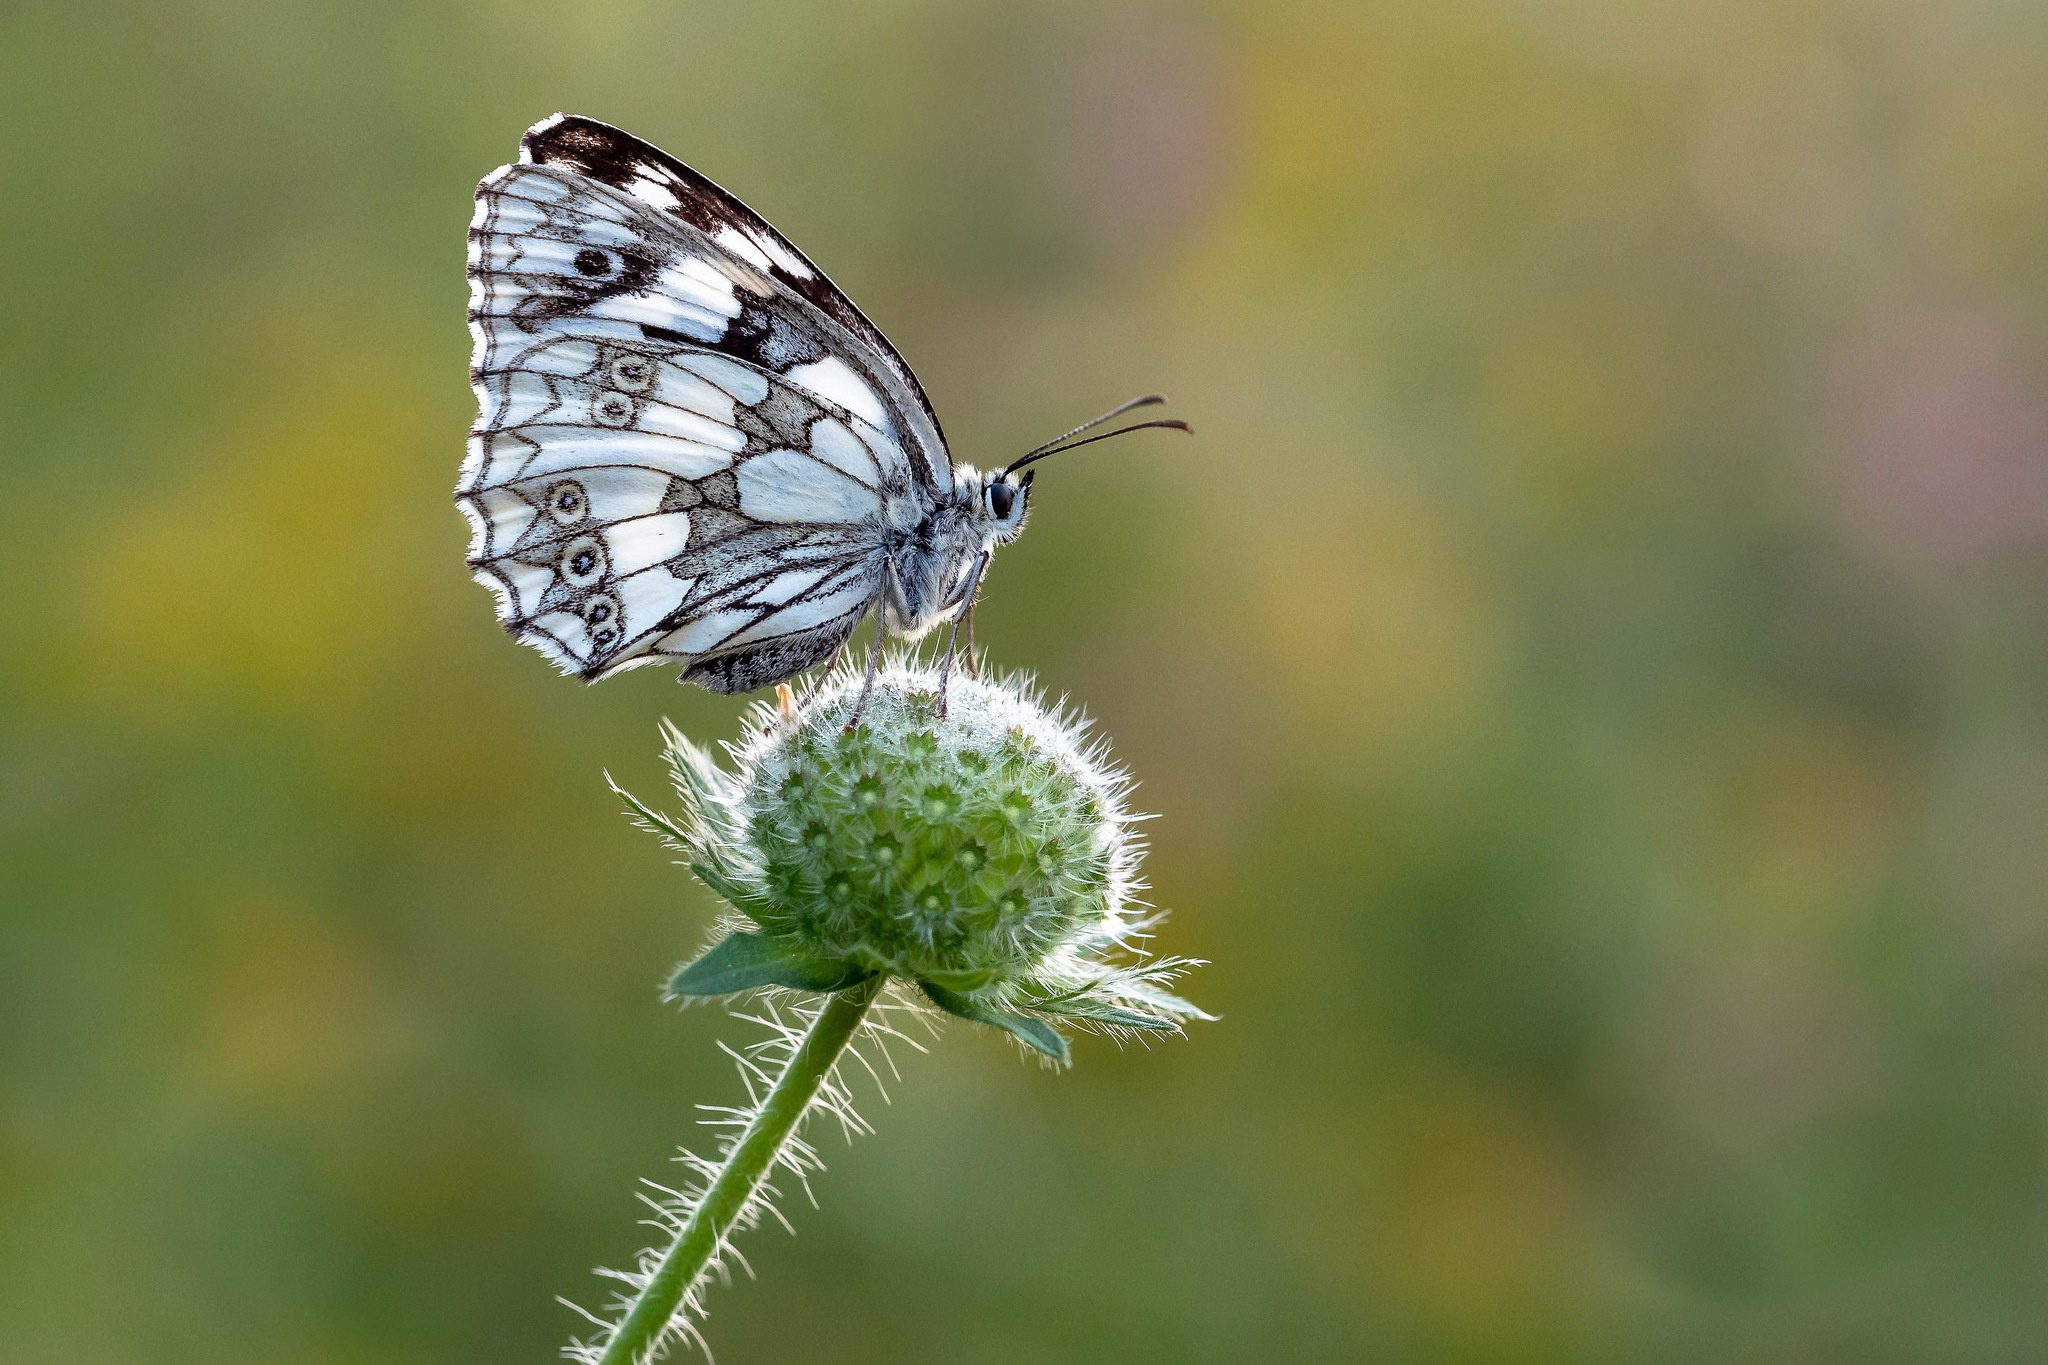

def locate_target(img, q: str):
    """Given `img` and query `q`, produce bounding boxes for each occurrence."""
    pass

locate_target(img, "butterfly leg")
[962,571,987,678]
[934,551,991,719]
[844,612,887,732]
[804,634,850,710]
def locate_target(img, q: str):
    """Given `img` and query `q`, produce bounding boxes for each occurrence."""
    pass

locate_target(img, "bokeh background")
[8,1,2048,1361]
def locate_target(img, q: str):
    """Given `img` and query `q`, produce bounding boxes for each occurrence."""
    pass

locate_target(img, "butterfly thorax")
[882,464,1027,639]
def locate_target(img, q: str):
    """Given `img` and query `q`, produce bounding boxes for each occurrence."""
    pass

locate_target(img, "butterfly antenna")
[1003,394,1169,473]
[1004,417,1193,475]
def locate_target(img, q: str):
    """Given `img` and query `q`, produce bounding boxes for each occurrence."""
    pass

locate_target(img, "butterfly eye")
[573,247,612,277]
[546,480,588,526]
[607,353,655,393]
[987,479,1017,520]
[562,535,607,588]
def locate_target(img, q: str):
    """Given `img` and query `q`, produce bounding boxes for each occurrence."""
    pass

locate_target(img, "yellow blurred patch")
[1707,705,1908,937]
[1909,67,2048,286]
[1273,1080,1597,1348]
[198,899,408,1109]
[1228,6,1657,272]
[1484,296,1688,533]
[75,362,448,720]
[1375,1085,1591,1338]
[1247,479,1502,773]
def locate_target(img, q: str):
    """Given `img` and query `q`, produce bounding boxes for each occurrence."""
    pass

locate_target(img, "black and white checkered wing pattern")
[460,118,946,691]
[517,113,952,494]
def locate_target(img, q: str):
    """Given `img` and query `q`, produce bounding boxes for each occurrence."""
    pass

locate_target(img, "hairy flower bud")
[745,666,1125,986]
[617,661,1204,1062]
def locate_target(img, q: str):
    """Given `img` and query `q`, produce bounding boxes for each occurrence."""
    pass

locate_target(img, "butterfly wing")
[461,117,948,688]
[518,112,952,493]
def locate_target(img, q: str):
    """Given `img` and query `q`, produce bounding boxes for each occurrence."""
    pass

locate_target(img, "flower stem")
[596,977,884,1365]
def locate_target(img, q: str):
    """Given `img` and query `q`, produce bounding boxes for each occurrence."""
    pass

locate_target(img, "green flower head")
[614,660,1205,1064]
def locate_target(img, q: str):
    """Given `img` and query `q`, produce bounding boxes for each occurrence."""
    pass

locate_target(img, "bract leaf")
[685,861,772,925]
[1026,995,1182,1030]
[919,981,1071,1063]
[668,932,872,997]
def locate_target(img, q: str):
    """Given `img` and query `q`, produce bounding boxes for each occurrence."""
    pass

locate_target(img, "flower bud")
[744,666,1127,988]
[620,661,1204,1063]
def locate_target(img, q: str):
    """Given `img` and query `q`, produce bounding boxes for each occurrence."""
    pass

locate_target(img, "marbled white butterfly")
[460,115,1187,710]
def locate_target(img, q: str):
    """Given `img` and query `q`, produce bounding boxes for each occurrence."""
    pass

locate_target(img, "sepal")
[919,981,1071,1064]
[919,965,1001,994]
[609,772,774,924]
[659,721,743,843]
[1012,956,1213,1034]
[609,773,703,856]
[668,931,873,997]
[1025,996,1183,1030]
[686,861,773,926]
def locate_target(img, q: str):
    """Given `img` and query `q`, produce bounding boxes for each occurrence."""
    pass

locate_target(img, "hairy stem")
[596,978,884,1365]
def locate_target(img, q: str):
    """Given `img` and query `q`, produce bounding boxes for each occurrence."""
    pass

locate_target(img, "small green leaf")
[1028,996,1181,1030]
[1115,981,1215,1023]
[662,722,740,822]
[609,775,770,921]
[609,775,702,855]
[668,932,872,997]
[685,861,771,923]
[920,965,1000,994]
[919,981,1071,1063]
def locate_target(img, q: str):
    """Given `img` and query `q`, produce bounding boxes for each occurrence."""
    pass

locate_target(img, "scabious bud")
[746,666,1125,985]
[615,660,1204,1063]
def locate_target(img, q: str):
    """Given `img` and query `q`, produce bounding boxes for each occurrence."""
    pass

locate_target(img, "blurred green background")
[8,1,2048,1361]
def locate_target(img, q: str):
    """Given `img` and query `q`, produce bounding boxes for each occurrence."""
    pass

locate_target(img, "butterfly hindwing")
[468,198,925,683]
[458,398,888,683]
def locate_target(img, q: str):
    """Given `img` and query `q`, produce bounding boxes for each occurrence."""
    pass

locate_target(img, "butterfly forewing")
[518,113,951,491]
[462,117,951,689]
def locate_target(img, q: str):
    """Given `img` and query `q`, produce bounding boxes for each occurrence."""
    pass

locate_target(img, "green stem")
[595,978,884,1365]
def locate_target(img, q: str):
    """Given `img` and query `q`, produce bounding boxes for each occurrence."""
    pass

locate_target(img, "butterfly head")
[978,466,1032,543]
[944,465,1032,556]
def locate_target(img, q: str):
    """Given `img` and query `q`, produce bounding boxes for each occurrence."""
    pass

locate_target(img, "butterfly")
[459,114,1187,712]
